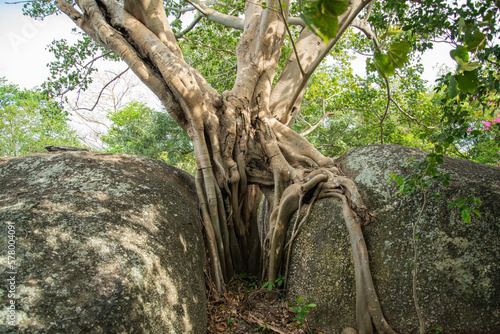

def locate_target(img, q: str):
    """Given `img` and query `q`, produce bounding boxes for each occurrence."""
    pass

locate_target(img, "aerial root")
[266,173,328,282]
[195,170,224,292]
[326,192,396,334]
[283,184,322,289]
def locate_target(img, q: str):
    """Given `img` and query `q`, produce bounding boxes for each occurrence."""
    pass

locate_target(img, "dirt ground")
[206,271,325,334]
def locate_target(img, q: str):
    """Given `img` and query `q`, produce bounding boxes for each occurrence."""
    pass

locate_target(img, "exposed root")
[196,170,224,292]
[329,192,396,334]
[283,184,321,290]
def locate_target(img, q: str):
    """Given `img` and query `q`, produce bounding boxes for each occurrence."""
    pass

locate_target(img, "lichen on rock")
[0,152,206,333]
[287,145,500,333]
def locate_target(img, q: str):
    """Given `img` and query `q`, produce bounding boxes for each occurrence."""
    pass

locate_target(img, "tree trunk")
[55,0,396,331]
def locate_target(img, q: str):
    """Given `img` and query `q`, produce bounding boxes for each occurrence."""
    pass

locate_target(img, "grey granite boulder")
[287,144,500,333]
[0,152,206,333]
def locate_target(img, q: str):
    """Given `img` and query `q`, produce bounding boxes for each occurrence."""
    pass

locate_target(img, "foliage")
[448,197,482,223]
[290,297,316,328]
[178,19,239,93]
[43,33,120,98]
[293,54,438,157]
[0,78,82,157]
[101,101,195,173]
[389,153,450,196]
[365,0,500,164]
[301,0,349,43]
[262,273,285,291]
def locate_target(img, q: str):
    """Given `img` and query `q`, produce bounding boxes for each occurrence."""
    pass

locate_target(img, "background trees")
[0,78,82,156]
[102,101,195,172]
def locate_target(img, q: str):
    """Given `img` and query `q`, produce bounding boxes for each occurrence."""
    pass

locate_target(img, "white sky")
[0,2,81,89]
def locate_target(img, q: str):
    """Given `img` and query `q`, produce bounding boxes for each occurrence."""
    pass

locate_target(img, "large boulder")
[0,152,206,333]
[287,144,500,333]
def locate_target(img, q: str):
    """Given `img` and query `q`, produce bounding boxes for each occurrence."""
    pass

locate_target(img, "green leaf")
[395,175,404,186]
[387,41,411,68]
[373,52,395,76]
[466,32,487,51]
[450,45,469,63]
[455,70,479,93]
[458,17,465,31]
[374,52,389,66]
[462,61,480,72]
[387,29,404,36]
[471,209,481,218]
[461,208,471,223]
[301,3,340,43]
[320,0,349,17]
[448,75,458,98]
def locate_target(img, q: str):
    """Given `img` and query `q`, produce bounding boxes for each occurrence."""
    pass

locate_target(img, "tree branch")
[181,36,236,55]
[185,0,245,30]
[379,75,391,144]
[176,12,203,37]
[75,67,129,112]
[184,0,305,31]
[278,0,305,76]
[300,98,335,136]
[282,0,372,124]
[68,0,189,129]
[55,0,101,43]
[390,97,438,129]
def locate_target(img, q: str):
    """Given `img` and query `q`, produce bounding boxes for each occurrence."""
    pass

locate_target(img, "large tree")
[23,0,498,333]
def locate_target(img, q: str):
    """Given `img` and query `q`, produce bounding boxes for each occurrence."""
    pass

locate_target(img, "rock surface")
[287,144,500,333]
[0,152,206,333]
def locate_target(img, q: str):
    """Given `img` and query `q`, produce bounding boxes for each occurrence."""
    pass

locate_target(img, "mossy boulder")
[287,144,500,333]
[0,152,206,333]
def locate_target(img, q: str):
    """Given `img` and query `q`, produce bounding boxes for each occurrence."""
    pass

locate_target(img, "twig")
[206,65,237,79]
[452,144,470,160]
[76,68,129,112]
[390,97,438,129]
[247,313,292,334]
[379,75,391,144]
[300,98,335,136]
[184,0,207,15]
[278,0,305,76]
[413,187,428,334]
[181,36,236,55]
[364,0,375,22]
[83,51,113,68]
